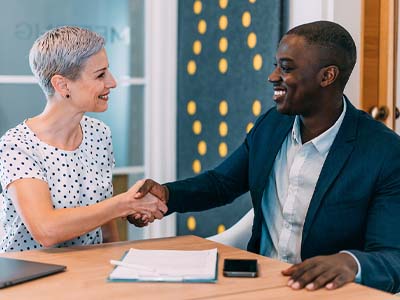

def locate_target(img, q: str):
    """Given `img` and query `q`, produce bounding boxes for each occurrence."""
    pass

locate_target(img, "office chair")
[207,208,254,250]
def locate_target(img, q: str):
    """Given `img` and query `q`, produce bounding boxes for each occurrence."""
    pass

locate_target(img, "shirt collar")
[291,97,347,155]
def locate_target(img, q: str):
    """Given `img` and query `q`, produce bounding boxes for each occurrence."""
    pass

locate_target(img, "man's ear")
[320,65,339,87]
[50,74,70,97]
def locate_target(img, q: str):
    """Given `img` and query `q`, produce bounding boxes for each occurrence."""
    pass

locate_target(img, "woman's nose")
[107,72,117,88]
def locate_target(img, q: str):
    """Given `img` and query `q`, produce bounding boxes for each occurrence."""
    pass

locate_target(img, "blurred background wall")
[0,0,362,241]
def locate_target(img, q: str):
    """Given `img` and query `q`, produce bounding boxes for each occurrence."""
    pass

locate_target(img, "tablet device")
[0,257,66,288]
[223,258,258,277]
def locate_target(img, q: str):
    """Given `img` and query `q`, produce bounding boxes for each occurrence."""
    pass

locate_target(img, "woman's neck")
[26,102,84,151]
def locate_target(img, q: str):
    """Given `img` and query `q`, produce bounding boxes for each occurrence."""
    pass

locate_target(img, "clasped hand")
[127,179,168,226]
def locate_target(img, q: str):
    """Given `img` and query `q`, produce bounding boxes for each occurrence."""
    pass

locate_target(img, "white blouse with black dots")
[0,116,115,252]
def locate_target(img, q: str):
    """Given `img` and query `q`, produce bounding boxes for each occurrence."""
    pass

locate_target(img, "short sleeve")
[0,137,46,190]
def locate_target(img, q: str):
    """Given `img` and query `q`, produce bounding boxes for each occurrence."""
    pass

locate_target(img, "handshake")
[126,179,168,227]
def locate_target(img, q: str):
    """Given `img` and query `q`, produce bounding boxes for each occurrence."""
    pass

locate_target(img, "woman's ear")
[320,65,339,88]
[50,75,70,98]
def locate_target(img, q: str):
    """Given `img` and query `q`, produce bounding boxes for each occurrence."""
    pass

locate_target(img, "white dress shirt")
[260,100,347,263]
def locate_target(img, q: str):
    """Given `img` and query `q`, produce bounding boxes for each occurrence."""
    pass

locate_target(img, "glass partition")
[0,0,146,240]
[0,0,145,168]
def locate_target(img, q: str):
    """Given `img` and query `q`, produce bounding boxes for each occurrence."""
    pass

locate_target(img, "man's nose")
[267,68,281,83]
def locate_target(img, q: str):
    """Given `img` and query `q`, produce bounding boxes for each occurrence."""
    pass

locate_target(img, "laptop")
[0,257,66,288]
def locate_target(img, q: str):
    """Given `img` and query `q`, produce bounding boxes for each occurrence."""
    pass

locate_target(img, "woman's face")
[68,48,117,113]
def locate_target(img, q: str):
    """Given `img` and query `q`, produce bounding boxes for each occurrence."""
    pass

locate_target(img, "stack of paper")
[108,248,218,282]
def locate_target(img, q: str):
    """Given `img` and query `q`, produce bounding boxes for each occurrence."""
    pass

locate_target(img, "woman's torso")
[0,116,115,252]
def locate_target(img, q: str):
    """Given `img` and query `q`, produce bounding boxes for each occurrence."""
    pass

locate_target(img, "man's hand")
[282,253,358,291]
[127,179,169,227]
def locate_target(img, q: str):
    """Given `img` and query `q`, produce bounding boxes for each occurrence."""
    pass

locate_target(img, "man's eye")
[97,72,105,78]
[280,65,292,73]
[273,63,292,73]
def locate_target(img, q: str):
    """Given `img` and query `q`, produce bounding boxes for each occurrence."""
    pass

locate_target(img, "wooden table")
[0,235,396,300]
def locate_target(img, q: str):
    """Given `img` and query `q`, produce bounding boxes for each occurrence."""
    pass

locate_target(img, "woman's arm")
[7,178,167,247]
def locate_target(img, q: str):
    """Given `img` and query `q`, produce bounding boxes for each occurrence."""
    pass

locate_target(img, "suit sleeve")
[348,142,400,293]
[165,138,250,213]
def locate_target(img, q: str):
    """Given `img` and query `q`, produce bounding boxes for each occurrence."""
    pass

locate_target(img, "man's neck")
[300,96,344,143]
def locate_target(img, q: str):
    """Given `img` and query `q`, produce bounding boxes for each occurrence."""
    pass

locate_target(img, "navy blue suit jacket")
[166,98,400,292]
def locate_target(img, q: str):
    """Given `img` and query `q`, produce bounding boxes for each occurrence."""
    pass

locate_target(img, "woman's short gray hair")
[29,26,105,96]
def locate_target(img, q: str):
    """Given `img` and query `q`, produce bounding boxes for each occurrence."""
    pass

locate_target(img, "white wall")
[289,0,362,108]
[130,0,178,240]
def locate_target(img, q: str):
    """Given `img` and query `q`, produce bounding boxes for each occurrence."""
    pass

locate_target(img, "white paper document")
[108,248,218,282]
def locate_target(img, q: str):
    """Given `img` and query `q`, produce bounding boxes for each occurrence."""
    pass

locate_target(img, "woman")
[0,26,167,252]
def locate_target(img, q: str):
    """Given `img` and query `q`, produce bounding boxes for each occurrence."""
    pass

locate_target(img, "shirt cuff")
[340,250,362,283]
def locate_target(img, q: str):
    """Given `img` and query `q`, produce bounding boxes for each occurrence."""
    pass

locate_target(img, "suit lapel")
[254,115,294,191]
[302,99,359,244]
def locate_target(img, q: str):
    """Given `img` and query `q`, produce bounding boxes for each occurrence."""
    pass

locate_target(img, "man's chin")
[275,104,295,116]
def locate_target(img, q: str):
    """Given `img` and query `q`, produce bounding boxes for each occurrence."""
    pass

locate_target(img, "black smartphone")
[223,259,258,277]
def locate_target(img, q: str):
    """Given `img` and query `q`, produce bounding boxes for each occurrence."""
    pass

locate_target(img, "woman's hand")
[118,180,168,221]
[126,179,169,227]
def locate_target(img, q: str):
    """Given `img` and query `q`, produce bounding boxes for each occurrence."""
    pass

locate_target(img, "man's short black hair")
[286,21,357,89]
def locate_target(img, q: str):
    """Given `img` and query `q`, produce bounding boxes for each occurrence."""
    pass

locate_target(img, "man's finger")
[282,263,299,276]
[127,215,147,227]
[289,265,323,289]
[284,260,316,279]
[306,271,337,290]
[135,179,155,198]
[326,274,350,290]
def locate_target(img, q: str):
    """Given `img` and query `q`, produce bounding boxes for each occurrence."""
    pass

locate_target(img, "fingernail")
[326,283,334,289]
[306,283,314,290]
[292,282,300,289]
[287,279,293,286]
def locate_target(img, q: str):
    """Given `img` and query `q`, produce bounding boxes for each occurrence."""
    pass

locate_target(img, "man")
[130,21,400,293]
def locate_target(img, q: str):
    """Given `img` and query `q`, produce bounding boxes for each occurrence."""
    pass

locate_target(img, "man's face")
[268,34,325,117]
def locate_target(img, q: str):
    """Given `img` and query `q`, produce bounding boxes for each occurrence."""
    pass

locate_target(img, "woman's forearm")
[8,179,163,247]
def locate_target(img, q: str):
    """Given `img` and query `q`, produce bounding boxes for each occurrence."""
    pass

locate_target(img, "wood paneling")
[361,0,380,112]
[112,174,129,240]
[361,0,397,129]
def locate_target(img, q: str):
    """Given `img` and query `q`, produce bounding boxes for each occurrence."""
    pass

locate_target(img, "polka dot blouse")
[0,116,115,252]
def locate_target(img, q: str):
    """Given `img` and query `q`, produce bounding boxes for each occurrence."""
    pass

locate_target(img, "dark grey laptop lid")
[0,257,66,288]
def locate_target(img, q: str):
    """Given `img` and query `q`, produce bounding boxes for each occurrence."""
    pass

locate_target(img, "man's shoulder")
[356,109,400,140]
[350,107,400,158]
